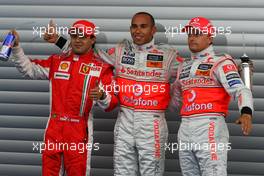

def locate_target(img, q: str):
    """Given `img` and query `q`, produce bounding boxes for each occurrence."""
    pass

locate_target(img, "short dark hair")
[133,12,155,26]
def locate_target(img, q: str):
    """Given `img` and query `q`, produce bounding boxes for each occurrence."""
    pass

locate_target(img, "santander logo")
[184,89,213,112]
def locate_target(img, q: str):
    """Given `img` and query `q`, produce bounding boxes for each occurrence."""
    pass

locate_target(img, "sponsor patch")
[79,63,91,75]
[121,56,135,65]
[179,71,190,79]
[146,61,163,68]
[79,63,102,77]
[197,64,213,70]
[54,72,70,80]
[228,80,242,87]
[208,121,218,161]
[195,70,210,76]
[154,119,161,159]
[182,65,192,72]
[226,73,240,80]
[149,49,164,54]
[120,67,162,77]
[147,54,164,61]
[89,65,102,77]
[195,64,212,76]
[58,61,71,72]
[222,64,237,74]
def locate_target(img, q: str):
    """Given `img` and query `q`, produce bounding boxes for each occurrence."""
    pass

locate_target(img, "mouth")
[134,35,143,40]
[74,44,83,48]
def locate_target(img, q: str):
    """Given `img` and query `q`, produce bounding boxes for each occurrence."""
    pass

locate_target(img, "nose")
[134,27,141,34]
[75,36,82,42]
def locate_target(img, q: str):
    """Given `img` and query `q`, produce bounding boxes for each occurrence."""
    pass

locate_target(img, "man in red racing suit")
[171,17,254,176]
[11,20,118,176]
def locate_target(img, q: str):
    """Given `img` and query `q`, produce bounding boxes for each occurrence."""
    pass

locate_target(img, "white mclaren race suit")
[171,45,254,176]
[96,39,182,176]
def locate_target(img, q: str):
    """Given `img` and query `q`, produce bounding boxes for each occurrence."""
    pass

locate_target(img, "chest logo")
[79,63,102,77]
[146,54,163,68]
[121,51,135,65]
[58,61,71,72]
[195,64,213,76]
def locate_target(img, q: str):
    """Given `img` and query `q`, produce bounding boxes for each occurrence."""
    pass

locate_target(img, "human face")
[70,34,95,55]
[188,28,213,53]
[130,14,156,45]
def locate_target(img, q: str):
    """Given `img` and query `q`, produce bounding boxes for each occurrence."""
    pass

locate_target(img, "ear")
[152,25,157,35]
[91,36,96,45]
[208,36,213,45]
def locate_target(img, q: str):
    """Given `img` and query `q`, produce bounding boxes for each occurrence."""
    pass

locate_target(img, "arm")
[89,64,118,111]
[168,50,184,111]
[11,30,52,80]
[97,64,118,111]
[215,58,254,135]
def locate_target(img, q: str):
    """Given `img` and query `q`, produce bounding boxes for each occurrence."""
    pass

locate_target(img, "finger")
[90,88,99,93]
[243,119,249,135]
[95,80,99,88]
[88,94,97,100]
[10,29,15,35]
[245,119,252,135]
[240,118,245,133]
[49,19,55,27]
[235,119,240,124]
[48,19,56,34]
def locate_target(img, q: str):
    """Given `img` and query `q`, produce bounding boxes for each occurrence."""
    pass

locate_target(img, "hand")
[89,80,106,100]
[235,114,253,135]
[43,19,59,43]
[10,29,20,47]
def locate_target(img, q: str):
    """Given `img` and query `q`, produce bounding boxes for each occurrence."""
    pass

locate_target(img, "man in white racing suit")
[171,16,254,176]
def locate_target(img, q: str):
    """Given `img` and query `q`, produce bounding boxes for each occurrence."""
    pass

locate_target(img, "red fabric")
[117,77,170,111]
[33,49,117,175]
[182,16,215,36]
[181,87,231,117]
[69,20,96,37]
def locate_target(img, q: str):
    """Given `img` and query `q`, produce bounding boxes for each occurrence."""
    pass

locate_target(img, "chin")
[72,49,83,55]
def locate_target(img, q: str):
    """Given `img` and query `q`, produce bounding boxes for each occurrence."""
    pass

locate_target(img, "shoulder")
[156,43,179,54]
[92,56,113,70]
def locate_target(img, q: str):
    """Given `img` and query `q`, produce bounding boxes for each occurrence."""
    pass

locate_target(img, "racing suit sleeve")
[169,58,183,112]
[95,47,116,66]
[97,64,118,112]
[215,59,254,115]
[11,46,52,80]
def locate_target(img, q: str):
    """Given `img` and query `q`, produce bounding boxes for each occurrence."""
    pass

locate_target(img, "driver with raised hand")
[11,20,118,176]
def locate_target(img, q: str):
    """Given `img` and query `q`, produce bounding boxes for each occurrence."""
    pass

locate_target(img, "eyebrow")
[131,23,148,26]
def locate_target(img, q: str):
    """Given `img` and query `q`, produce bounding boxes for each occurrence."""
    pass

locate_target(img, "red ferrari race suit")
[171,45,254,176]
[12,47,118,176]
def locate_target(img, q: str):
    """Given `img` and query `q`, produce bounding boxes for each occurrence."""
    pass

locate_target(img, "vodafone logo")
[187,90,196,102]
[190,17,200,26]
[183,89,213,113]
[133,84,143,96]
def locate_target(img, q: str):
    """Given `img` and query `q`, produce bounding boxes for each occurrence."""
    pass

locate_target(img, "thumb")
[235,119,241,124]
[49,19,56,28]
[48,19,56,33]
[94,79,100,88]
